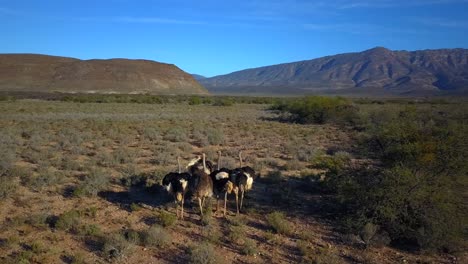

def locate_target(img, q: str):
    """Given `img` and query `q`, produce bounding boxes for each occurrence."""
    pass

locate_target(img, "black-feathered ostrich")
[188,153,213,218]
[230,151,256,214]
[210,151,234,217]
[162,156,191,219]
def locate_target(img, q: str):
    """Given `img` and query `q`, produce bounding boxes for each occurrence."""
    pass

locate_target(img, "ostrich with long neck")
[210,151,234,217]
[189,153,213,218]
[230,151,256,214]
[162,156,191,219]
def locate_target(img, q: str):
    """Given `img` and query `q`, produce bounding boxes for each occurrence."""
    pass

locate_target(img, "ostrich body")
[210,151,234,217]
[230,151,256,214]
[162,157,191,219]
[188,153,213,218]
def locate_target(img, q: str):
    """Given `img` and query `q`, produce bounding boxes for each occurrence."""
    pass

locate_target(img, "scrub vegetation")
[0,94,466,263]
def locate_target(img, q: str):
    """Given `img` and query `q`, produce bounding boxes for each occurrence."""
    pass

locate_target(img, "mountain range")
[200,47,468,96]
[1,48,467,97]
[0,54,207,95]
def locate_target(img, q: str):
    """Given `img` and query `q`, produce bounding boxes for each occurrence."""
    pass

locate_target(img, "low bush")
[78,224,102,236]
[140,225,172,248]
[69,252,86,264]
[241,238,257,256]
[202,225,221,244]
[55,210,81,232]
[270,96,358,125]
[73,168,109,197]
[266,211,292,235]
[158,211,177,227]
[123,229,140,245]
[101,232,134,260]
[228,225,245,243]
[0,174,17,199]
[189,242,223,264]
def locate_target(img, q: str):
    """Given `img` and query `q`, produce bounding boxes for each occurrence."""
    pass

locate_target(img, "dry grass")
[0,100,457,264]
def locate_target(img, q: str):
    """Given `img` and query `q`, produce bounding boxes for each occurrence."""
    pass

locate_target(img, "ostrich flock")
[162,151,256,220]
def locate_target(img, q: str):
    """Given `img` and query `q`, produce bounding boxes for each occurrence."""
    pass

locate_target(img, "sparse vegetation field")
[0,96,466,263]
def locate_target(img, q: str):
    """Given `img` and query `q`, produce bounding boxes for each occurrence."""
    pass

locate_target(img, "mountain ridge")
[0,53,208,95]
[200,47,468,96]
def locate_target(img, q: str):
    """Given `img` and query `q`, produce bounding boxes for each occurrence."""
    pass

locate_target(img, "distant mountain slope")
[192,74,207,80]
[200,47,468,95]
[0,54,208,95]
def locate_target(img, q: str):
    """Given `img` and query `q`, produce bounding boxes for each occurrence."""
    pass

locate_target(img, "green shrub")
[25,166,61,191]
[158,211,177,227]
[264,230,279,245]
[113,147,136,164]
[129,203,141,212]
[206,128,224,145]
[189,96,202,105]
[0,175,17,199]
[241,238,257,256]
[189,242,223,264]
[69,252,85,264]
[228,215,247,226]
[266,211,292,235]
[78,224,102,236]
[164,127,188,142]
[73,168,109,197]
[324,107,467,252]
[101,232,134,260]
[297,240,311,257]
[228,225,244,243]
[311,246,343,264]
[25,213,49,228]
[123,229,140,245]
[270,96,358,124]
[140,225,172,248]
[212,98,234,106]
[84,206,98,218]
[202,225,221,244]
[0,149,15,175]
[55,210,81,232]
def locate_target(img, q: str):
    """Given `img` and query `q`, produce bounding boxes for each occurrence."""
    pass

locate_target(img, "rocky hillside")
[200,47,468,95]
[0,54,208,95]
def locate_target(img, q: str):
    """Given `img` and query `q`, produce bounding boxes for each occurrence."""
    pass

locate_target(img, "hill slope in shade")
[0,54,208,95]
[200,47,468,95]
[192,74,207,80]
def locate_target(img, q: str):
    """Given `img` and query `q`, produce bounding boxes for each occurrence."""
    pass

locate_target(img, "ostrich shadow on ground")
[242,176,336,219]
[98,183,172,212]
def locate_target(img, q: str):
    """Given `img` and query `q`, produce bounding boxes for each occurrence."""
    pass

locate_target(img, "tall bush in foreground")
[323,107,467,252]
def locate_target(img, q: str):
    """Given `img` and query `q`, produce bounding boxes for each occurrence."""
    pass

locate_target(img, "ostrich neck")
[177,157,181,173]
[202,154,206,170]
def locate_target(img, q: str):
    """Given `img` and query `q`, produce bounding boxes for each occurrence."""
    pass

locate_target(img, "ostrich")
[188,153,213,218]
[162,156,191,219]
[210,151,234,217]
[186,155,214,175]
[230,151,256,214]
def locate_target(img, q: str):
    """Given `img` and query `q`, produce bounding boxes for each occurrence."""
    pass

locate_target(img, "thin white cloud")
[70,16,206,25]
[413,17,468,28]
[303,23,380,34]
[335,0,468,9]
[303,22,428,35]
[114,16,206,25]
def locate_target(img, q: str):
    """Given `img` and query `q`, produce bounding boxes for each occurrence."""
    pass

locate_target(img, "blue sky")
[1,0,467,77]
